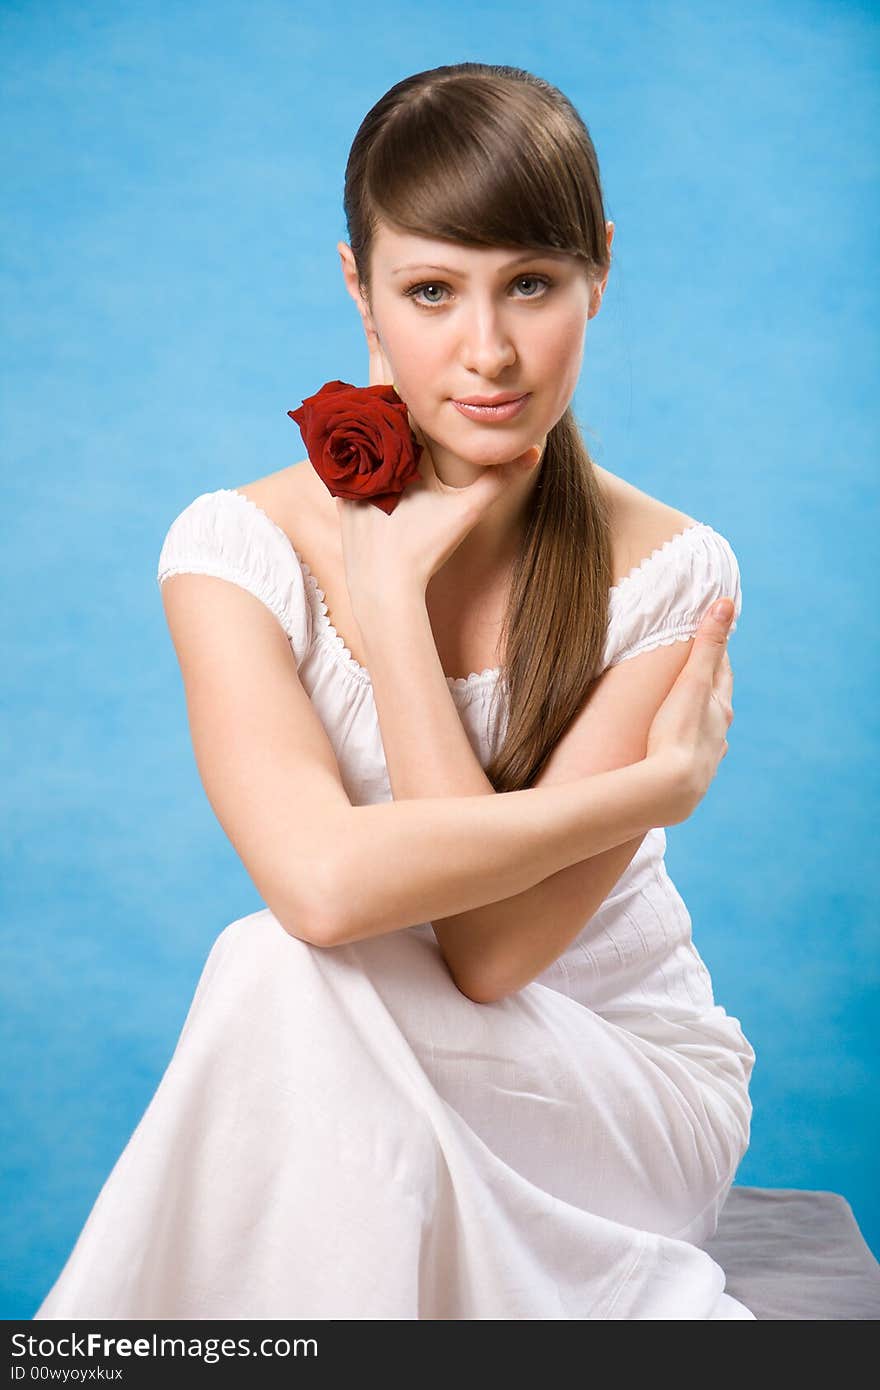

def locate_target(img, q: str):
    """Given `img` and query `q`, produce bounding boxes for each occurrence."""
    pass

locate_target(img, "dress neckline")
[222,488,709,693]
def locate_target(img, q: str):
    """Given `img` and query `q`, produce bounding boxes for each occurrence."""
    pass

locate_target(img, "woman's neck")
[429,448,544,583]
[303,442,544,588]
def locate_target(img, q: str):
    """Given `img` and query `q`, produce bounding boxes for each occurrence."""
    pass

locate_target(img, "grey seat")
[701,1186,880,1319]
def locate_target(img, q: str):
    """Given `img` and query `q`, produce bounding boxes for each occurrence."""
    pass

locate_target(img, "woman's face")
[341,220,603,478]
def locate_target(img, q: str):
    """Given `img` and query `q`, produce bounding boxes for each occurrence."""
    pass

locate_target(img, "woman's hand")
[336,316,543,611]
[645,600,737,823]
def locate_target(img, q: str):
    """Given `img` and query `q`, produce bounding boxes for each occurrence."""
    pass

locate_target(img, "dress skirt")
[34,909,756,1320]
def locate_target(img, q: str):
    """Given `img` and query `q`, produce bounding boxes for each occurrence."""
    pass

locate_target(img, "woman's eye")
[403,275,552,308]
[407,282,447,305]
[514,275,550,296]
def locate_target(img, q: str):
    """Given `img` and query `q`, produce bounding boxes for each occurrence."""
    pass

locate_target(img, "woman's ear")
[587,221,615,320]
[337,241,375,327]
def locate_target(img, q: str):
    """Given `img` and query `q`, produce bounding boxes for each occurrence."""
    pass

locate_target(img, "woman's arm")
[358,590,495,801]
[327,755,680,951]
[321,592,728,961]
[353,589,705,1001]
[324,596,731,960]
[162,572,693,971]
[412,638,710,1001]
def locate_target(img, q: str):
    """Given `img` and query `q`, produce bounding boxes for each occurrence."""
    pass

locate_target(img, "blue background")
[2,0,877,1320]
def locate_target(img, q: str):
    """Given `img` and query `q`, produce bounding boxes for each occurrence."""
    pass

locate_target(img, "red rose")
[287,379,424,515]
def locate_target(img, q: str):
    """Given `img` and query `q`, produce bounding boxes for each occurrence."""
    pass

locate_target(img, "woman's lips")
[451,393,531,422]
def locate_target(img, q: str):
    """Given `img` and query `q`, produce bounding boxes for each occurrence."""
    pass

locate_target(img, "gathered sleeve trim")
[156,489,313,668]
[601,524,743,670]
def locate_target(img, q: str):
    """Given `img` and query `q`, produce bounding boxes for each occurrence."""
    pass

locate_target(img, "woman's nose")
[458,306,517,378]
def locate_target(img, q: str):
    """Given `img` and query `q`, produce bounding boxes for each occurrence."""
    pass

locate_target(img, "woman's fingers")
[686,602,737,733]
[686,600,734,684]
[711,640,735,730]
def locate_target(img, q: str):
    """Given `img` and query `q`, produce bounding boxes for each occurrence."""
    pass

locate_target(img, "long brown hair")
[343,63,613,792]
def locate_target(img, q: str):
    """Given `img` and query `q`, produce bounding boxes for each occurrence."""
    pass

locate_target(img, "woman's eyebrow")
[390,251,566,275]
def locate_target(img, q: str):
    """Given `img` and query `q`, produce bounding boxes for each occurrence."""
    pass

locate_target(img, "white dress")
[34,487,756,1320]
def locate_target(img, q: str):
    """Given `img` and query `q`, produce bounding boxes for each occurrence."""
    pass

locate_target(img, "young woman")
[35,62,754,1320]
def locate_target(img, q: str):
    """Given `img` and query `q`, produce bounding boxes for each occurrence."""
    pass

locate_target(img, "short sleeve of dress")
[601,523,742,671]
[156,489,313,668]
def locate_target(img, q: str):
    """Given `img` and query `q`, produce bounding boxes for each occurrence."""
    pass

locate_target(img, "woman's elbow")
[277,851,347,947]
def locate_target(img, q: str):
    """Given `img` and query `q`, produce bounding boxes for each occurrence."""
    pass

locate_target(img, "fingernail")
[713,599,733,622]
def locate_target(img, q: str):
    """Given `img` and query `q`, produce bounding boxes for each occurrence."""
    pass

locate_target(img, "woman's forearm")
[354,590,632,997]
[306,755,683,947]
[357,590,494,800]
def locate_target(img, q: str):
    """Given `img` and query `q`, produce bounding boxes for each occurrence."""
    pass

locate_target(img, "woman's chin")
[435,429,534,465]
[434,448,518,475]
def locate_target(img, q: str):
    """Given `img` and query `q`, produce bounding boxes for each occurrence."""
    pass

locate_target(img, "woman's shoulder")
[232,460,373,668]
[232,458,328,562]
[594,465,700,588]
[595,466,742,668]
[234,460,705,596]
[157,461,319,663]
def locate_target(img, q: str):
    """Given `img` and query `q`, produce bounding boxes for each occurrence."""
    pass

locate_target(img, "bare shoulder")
[233,459,336,572]
[232,458,372,664]
[233,458,317,532]
[236,460,699,580]
[593,464,700,587]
